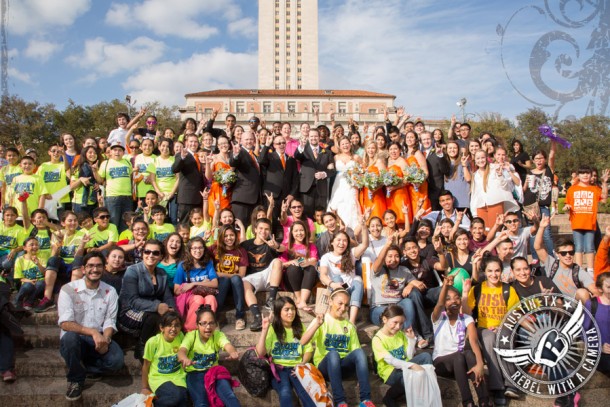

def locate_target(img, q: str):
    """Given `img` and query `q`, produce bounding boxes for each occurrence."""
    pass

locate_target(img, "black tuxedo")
[172,152,204,223]
[293,143,336,218]
[229,147,261,224]
[259,147,299,224]
[425,148,450,211]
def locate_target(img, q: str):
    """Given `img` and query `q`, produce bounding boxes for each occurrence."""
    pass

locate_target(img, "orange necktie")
[249,150,259,170]
[280,153,286,169]
[193,153,201,172]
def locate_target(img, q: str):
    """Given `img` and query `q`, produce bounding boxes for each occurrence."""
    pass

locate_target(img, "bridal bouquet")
[362,171,382,199]
[403,165,426,192]
[346,164,366,189]
[213,168,237,196]
[380,169,402,198]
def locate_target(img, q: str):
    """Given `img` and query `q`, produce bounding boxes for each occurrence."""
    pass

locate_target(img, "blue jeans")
[0,331,14,373]
[317,348,371,404]
[385,352,434,386]
[14,280,45,305]
[168,195,178,225]
[73,204,97,217]
[407,286,441,340]
[186,370,240,407]
[271,366,317,407]
[216,276,246,319]
[573,229,595,253]
[155,381,188,407]
[529,205,554,261]
[59,332,124,383]
[330,274,363,307]
[104,196,134,233]
[370,298,415,330]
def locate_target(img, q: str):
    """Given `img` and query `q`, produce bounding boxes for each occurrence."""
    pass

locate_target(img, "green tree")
[513,107,553,155]
[469,112,515,147]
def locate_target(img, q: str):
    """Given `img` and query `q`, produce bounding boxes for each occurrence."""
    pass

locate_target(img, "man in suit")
[230,131,261,224]
[172,133,204,223]
[259,134,299,225]
[420,131,450,211]
[294,129,336,219]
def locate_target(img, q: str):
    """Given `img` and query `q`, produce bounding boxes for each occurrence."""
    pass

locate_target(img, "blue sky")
[4,0,606,121]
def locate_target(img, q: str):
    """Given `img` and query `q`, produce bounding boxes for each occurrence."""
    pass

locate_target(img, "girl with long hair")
[360,140,387,220]
[157,233,184,292]
[385,142,410,226]
[404,131,431,217]
[444,141,471,209]
[71,145,102,216]
[206,135,232,220]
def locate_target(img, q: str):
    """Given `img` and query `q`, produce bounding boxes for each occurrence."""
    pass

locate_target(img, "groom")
[293,129,336,219]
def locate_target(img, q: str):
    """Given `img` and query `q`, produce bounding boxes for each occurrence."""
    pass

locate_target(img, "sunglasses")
[557,250,575,256]
[97,215,110,220]
[146,120,157,125]
[291,205,303,209]
[504,219,519,224]
[143,249,161,256]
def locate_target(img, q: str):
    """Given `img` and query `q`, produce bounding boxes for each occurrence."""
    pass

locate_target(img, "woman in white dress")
[327,136,362,230]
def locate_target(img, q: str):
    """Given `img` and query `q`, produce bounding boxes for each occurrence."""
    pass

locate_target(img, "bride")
[328,136,362,230]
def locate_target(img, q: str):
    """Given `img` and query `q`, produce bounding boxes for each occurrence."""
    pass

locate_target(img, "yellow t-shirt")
[179,330,229,373]
[372,330,415,382]
[0,222,26,255]
[59,230,86,264]
[12,173,44,218]
[0,164,23,205]
[71,169,97,206]
[150,223,175,242]
[467,283,519,329]
[37,162,69,204]
[14,257,44,281]
[134,154,156,198]
[86,224,119,248]
[265,324,313,367]
[143,332,186,393]
[25,226,51,265]
[310,314,360,365]
[98,159,132,197]
[147,156,176,195]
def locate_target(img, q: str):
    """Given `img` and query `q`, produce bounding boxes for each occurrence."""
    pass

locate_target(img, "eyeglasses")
[129,145,139,149]
[197,321,217,327]
[146,120,157,125]
[557,250,575,256]
[85,264,104,270]
[191,246,205,251]
[97,215,110,220]
[274,142,286,145]
[290,205,303,209]
[504,219,520,224]
[143,249,161,256]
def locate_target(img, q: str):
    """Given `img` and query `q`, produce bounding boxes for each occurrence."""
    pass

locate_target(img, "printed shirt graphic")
[134,153,156,198]
[370,266,415,307]
[86,224,119,248]
[210,245,248,275]
[467,284,519,329]
[12,173,43,218]
[59,230,86,264]
[0,222,26,255]
[311,314,359,365]
[0,164,23,205]
[180,330,229,373]
[147,156,176,195]
[173,261,218,285]
[14,257,44,281]
[143,332,186,392]
[71,169,97,206]
[240,239,278,275]
[150,223,175,243]
[566,184,602,231]
[266,324,313,367]
[98,159,132,197]
[25,226,51,265]
[372,330,414,382]
[319,250,357,287]
[37,162,70,203]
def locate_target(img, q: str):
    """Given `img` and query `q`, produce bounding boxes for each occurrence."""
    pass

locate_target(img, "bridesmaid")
[360,140,387,220]
[205,135,232,219]
[385,142,410,227]
[404,130,431,219]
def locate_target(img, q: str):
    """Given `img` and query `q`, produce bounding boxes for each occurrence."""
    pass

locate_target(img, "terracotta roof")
[185,89,395,98]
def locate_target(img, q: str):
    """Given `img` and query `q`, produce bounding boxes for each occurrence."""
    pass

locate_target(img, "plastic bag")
[112,393,154,407]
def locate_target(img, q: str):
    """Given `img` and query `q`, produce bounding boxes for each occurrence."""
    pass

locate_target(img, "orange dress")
[384,165,410,225]
[208,161,232,219]
[406,155,431,221]
[359,165,386,220]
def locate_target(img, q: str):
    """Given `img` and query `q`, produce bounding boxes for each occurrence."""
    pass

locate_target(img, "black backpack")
[471,282,511,321]
[237,348,272,397]
[548,259,582,289]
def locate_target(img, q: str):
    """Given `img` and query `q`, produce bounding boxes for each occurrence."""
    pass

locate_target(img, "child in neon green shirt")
[177,308,240,407]
[149,206,175,242]
[37,145,71,206]
[86,208,118,253]
[13,237,45,309]
[12,156,44,218]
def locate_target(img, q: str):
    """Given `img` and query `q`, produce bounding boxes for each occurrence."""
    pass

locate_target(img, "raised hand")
[462,278,472,296]
[396,106,405,117]
[602,168,610,183]
[539,281,554,295]
[212,109,219,120]
[232,142,241,155]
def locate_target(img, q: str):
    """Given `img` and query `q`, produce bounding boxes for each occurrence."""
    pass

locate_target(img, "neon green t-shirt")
[372,330,415,382]
[0,222,26,255]
[12,173,44,218]
[190,221,211,240]
[314,222,326,240]
[37,162,69,204]
[119,229,133,242]
[134,154,156,198]
[25,226,51,265]
[310,314,360,365]
[86,224,119,248]
[150,223,175,242]
[147,156,176,196]
[245,225,255,240]
[0,164,23,205]
[179,330,229,373]
[13,257,44,281]
[265,324,313,367]
[98,158,132,197]
[71,169,97,206]
[59,230,86,264]
[143,332,186,393]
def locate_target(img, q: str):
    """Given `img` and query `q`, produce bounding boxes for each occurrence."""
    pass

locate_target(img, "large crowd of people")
[0,107,609,407]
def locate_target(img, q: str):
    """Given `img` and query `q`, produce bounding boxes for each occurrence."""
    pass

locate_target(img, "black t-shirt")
[522,166,553,207]
[445,252,473,276]
[400,256,441,289]
[511,275,559,299]
[511,151,530,183]
[240,239,278,275]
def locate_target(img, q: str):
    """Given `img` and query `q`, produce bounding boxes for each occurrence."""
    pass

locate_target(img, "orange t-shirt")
[566,184,602,230]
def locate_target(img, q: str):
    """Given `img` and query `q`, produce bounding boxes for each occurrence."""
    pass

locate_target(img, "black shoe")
[264,297,274,311]
[504,387,520,399]
[66,381,83,401]
[86,373,102,382]
[494,390,507,406]
[250,314,262,332]
[134,342,144,362]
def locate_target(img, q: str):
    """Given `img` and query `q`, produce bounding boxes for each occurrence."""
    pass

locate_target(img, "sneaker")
[494,390,507,406]
[22,302,34,311]
[34,297,56,313]
[2,370,16,383]
[337,403,348,407]
[263,297,274,311]
[86,373,102,381]
[504,387,520,399]
[360,401,376,407]
[65,381,83,401]
[250,314,262,332]
[235,318,246,331]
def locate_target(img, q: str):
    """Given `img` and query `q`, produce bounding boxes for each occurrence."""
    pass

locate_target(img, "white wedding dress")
[328,159,362,230]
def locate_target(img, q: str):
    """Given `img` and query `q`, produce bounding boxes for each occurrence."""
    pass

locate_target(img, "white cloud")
[228,18,257,38]
[66,36,165,78]
[8,48,19,58]
[7,0,91,36]
[105,0,241,40]
[123,48,257,105]
[24,39,63,62]
[8,67,34,84]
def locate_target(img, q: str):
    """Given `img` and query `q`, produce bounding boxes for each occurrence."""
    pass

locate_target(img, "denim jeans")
[167,195,178,225]
[14,280,45,305]
[104,195,134,233]
[529,205,554,261]
[59,332,124,383]
[73,204,97,217]
[370,297,415,330]
[385,352,434,386]
[317,348,371,404]
[330,274,363,307]
[407,286,441,340]
[155,381,188,407]
[47,256,82,278]
[0,331,14,373]
[271,366,317,407]
[216,275,246,319]
[186,370,240,407]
